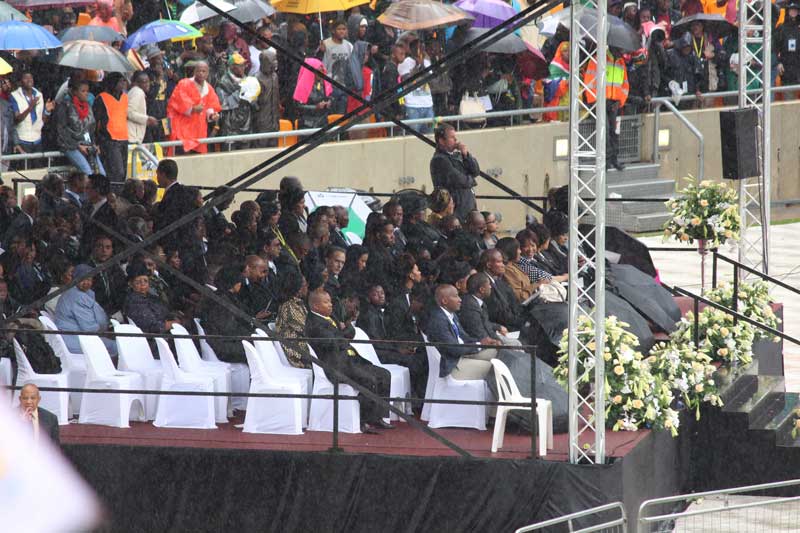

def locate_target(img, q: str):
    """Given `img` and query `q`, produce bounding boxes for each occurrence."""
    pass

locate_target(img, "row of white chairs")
[10,314,550,454]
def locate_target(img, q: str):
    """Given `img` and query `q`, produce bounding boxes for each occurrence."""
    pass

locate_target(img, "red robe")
[167,77,222,154]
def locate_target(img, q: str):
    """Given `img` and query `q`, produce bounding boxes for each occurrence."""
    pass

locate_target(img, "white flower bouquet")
[671,308,755,366]
[706,280,781,341]
[663,178,741,248]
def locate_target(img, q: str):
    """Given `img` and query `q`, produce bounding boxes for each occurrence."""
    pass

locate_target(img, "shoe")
[613,161,625,171]
[373,420,395,430]
[360,423,379,435]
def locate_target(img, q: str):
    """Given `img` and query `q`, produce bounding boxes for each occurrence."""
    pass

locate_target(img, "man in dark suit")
[88,235,126,316]
[429,123,480,222]
[153,159,195,249]
[305,290,393,433]
[383,200,407,255]
[80,173,119,260]
[64,170,87,209]
[458,272,509,342]
[18,383,59,444]
[479,249,529,333]
[424,284,499,380]
[2,194,37,249]
[329,206,350,250]
[240,255,276,321]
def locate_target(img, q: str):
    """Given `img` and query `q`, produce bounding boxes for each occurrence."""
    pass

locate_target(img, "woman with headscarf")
[292,58,332,129]
[543,41,569,122]
[255,48,280,148]
[55,263,116,355]
[345,40,373,139]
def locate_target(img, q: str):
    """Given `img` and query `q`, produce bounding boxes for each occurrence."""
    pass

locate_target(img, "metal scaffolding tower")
[737,0,772,275]
[567,3,608,464]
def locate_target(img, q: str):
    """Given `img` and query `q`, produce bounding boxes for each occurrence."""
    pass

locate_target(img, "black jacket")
[199,292,252,364]
[88,259,127,316]
[2,212,32,248]
[37,407,60,444]
[484,276,526,330]
[429,148,480,221]
[123,291,169,334]
[304,311,358,371]
[457,294,501,340]
[153,183,196,248]
[240,278,277,319]
[81,200,119,260]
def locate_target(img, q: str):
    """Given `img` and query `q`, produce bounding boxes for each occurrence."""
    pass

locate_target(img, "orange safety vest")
[99,92,129,141]
[583,52,629,108]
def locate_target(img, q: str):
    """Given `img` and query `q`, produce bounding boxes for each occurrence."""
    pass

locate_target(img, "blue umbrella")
[122,19,202,52]
[0,20,61,50]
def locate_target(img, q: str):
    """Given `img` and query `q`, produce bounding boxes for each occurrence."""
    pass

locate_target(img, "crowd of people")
[3,0,800,178]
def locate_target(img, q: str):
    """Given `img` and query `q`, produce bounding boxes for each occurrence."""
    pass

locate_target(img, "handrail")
[514,501,627,533]
[651,98,704,181]
[713,251,800,297]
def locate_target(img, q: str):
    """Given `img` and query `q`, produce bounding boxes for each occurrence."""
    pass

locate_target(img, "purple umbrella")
[453,0,516,28]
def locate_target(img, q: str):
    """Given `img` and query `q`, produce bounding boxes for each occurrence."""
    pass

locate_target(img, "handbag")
[459,92,486,125]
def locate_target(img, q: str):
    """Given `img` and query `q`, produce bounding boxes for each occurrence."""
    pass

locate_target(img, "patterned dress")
[276,296,311,369]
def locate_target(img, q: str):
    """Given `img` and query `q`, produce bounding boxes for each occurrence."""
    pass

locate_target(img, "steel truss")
[567,3,608,464]
[738,0,771,275]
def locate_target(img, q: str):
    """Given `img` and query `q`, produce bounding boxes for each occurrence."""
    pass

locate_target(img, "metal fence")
[638,479,800,532]
[514,502,628,533]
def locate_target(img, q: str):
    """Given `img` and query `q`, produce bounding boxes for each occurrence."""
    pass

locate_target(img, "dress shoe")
[373,420,395,430]
[613,161,625,171]
[360,423,379,435]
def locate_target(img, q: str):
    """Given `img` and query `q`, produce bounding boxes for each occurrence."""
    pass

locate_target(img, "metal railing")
[651,98,705,181]
[638,478,800,532]
[514,501,627,533]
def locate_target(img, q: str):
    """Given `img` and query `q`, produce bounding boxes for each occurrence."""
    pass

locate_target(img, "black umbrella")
[448,26,527,54]
[608,264,682,334]
[671,13,736,37]
[577,7,641,52]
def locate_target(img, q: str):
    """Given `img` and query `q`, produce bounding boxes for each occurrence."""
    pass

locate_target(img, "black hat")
[214,264,244,292]
[399,193,428,214]
[544,210,569,237]
[126,260,151,281]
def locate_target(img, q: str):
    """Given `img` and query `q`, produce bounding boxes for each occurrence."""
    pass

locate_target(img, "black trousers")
[100,139,128,184]
[606,100,620,165]
[375,347,429,407]
[339,357,391,425]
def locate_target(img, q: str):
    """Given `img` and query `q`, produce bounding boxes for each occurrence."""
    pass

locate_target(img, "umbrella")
[57,40,136,72]
[0,56,12,74]
[0,2,27,22]
[448,26,527,54]
[228,0,276,23]
[179,0,237,25]
[537,7,570,37]
[304,190,372,238]
[453,0,516,28]
[671,13,735,37]
[0,20,61,50]
[7,0,92,8]
[59,24,124,43]
[378,0,474,31]
[123,19,202,52]
[575,7,640,52]
[274,0,367,39]
[516,42,548,79]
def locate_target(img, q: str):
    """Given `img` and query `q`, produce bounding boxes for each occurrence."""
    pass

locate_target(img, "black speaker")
[719,108,759,180]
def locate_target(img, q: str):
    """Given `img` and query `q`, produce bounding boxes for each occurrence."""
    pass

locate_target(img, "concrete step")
[621,200,670,216]
[629,212,672,233]
[606,163,661,184]
[608,178,676,198]
[723,375,785,418]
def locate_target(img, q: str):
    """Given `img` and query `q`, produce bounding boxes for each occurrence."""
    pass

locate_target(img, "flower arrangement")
[671,308,755,366]
[663,178,741,248]
[648,341,722,421]
[555,316,679,436]
[706,280,781,341]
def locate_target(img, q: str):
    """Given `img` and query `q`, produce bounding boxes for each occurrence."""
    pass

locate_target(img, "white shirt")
[472,295,484,308]
[398,57,433,108]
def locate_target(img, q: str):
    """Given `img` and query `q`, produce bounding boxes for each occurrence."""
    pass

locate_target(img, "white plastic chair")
[39,314,86,417]
[154,338,217,429]
[421,334,488,430]
[77,335,145,428]
[114,323,164,421]
[490,359,553,456]
[241,341,304,435]
[0,357,11,388]
[307,345,360,433]
[12,339,70,425]
[171,324,231,423]
[351,327,411,422]
[194,318,250,411]
[252,330,311,427]
[255,327,313,391]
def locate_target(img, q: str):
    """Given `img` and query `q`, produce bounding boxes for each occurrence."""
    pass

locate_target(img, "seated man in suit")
[240,255,276,322]
[18,383,59,444]
[425,284,499,381]
[305,289,394,433]
[458,273,518,346]
[478,249,529,335]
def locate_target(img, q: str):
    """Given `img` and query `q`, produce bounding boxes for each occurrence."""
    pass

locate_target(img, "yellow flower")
[648,355,657,364]
[680,234,690,242]
[695,384,704,393]
[795,419,800,430]
[700,199,709,207]
[700,180,712,187]
[587,341,596,351]
[665,418,673,428]
[613,395,623,404]
[664,228,672,236]
[724,230,733,238]
[604,352,612,361]
[720,327,730,337]
[632,399,644,409]
[613,365,625,376]
[717,348,729,357]
[691,217,702,226]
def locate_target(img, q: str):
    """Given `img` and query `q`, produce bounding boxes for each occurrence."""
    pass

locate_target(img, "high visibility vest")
[583,52,629,108]
[99,92,129,141]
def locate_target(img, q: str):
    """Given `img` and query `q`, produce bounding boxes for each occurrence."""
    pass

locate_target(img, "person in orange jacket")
[583,47,630,171]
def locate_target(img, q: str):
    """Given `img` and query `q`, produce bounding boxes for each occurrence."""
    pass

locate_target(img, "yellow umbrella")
[0,56,12,75]
[273,0,370,39]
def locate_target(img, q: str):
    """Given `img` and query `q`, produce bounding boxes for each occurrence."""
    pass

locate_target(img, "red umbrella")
[516,42,548,80]
[8,0,94,8]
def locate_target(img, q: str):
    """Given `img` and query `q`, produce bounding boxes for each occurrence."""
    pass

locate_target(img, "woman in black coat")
[198,264,251,364]
[123,261,173,334]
